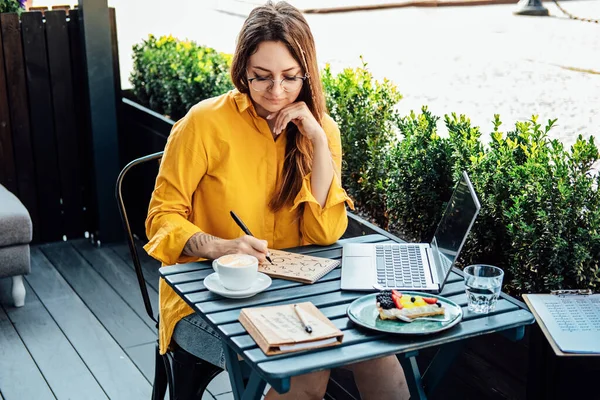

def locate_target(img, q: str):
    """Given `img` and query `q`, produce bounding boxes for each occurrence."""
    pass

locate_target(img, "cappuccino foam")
[219,254,256,267]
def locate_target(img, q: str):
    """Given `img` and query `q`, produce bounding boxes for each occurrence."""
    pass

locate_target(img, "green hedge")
[130,35,233,120]
[322,59,402,227]
[130,36,600,295]
[0,0,24,13]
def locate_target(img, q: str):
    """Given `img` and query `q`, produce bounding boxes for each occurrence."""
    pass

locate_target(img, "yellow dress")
[144,89,354,354]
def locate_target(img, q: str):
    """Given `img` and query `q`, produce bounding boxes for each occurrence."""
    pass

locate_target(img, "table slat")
[197,280,342,314]
[224,298,519,345]
[250,309,534,377]
[184,269,342,303]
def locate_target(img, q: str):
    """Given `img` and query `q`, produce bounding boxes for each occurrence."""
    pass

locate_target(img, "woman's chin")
[262,103,284,113]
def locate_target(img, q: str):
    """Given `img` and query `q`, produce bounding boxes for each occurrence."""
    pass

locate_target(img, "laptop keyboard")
[375,244,428,289]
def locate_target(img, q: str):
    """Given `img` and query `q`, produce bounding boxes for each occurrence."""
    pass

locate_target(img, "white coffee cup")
[212,254,259,291]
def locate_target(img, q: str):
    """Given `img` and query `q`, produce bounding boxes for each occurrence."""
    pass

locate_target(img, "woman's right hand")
[216,235,269,263]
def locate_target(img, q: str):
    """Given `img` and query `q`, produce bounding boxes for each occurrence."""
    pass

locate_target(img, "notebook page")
[528,294,600,354]
[259,249,339,283]
[246,304,339,343]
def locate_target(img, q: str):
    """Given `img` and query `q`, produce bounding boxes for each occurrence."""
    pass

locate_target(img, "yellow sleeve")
[291,116,355,245]
[143,106,206,265]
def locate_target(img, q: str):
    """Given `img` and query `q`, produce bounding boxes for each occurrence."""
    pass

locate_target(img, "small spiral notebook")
[258,249,340,284]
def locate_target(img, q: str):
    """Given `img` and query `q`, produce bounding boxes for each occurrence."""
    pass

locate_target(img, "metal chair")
[115,151,223,400]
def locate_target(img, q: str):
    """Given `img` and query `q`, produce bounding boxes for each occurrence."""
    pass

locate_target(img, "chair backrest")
[115,151,164,323]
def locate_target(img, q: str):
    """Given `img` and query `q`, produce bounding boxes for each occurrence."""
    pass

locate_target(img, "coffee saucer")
[204,272,272,299]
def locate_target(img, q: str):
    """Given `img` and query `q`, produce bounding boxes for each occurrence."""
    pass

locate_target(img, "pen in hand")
[229,210,274,265]
[294,304,313,334]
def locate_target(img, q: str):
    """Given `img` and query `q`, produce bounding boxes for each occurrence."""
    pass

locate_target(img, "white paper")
[528,294,600,354]
[278,337,338,352]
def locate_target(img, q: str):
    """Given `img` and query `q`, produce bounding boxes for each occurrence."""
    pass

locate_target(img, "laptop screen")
[430,172,481,285]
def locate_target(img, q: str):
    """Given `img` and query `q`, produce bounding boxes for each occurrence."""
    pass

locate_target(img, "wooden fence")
[0,7,120,243]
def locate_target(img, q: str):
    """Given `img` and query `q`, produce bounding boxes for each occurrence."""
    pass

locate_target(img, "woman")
[145,2,409,399]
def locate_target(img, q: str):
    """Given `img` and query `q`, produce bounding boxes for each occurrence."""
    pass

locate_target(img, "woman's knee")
[291,369,330,399]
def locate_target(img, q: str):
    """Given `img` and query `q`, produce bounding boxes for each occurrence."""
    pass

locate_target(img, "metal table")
[160,233,534,400]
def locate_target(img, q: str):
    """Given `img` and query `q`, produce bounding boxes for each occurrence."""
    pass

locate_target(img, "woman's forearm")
[182,232,225,259]
[182,232,270,262]
[310,135,335,208]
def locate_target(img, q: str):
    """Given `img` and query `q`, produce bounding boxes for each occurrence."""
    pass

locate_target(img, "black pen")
[229,210,274,265]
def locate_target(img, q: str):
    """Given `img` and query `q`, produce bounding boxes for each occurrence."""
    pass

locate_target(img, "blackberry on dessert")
[375,290,445,320]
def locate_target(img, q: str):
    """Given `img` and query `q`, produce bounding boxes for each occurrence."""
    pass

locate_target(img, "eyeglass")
[247,73,309,93]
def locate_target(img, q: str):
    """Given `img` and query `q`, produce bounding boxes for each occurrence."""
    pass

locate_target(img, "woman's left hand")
[267,101,325,143]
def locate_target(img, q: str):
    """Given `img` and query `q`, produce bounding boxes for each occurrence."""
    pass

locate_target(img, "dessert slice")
[376,290,445,320]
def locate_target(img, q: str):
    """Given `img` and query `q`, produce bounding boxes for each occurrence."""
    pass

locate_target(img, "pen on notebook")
[294,304,313,334]
[229,210,274,265]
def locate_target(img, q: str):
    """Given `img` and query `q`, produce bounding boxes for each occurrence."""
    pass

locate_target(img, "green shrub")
[130,35,233,120]
[385,107,454,242]
[322,59,402,227]
[0,0,24,13]
[388,112,600,294]
[470,117,600,293]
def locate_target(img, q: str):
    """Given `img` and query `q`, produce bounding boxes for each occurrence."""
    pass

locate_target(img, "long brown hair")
[230,1,326,213]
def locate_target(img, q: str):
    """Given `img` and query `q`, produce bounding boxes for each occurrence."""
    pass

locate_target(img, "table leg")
[399,352,427,400]
[241,370,268,400]
[223,345,285,400]
[421,341,465,396]
[499,326,525,342]
[223,345,246,400]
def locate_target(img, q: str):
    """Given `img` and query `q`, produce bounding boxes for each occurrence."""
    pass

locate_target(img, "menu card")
[259,249,339,284]
[238,302,344,355]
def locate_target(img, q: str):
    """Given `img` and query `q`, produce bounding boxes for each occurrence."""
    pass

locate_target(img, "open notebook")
[259,249,339,284]
[524,292,600,355]
[239,302,344,355]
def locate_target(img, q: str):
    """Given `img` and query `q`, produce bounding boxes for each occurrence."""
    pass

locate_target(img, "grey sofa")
[0,184,32,307]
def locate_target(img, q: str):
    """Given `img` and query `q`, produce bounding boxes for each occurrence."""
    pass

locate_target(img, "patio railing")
[0,8,120,243]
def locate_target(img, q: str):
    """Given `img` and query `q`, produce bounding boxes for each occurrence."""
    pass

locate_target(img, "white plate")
[204,272,272,299]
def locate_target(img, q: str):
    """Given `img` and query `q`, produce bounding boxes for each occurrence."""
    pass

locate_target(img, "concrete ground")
[39,0,599,147]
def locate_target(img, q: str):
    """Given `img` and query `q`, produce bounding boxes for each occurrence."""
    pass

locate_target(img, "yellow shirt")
[144,90,354,354]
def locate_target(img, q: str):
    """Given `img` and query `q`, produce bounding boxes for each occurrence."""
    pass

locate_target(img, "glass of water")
[463,265,504,314]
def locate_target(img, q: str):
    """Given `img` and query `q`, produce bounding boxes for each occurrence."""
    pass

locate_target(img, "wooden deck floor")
[0,239,236,400]
[1,239,532,400]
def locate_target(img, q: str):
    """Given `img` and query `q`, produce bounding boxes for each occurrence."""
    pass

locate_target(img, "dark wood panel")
[71,239,158,329]
[0,13,40,241]
[6,280,108,399]
[27,247,152,398]
[39,241,156,348]
[0,305,55,400]
[79,1,122,243]
[20,11,63,243]
[68,9,96,237]
[108,7,124,169]
[45,10,84,239]
[0,17,17,194]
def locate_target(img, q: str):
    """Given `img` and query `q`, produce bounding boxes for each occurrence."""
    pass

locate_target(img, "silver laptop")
[341,171,481,293]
